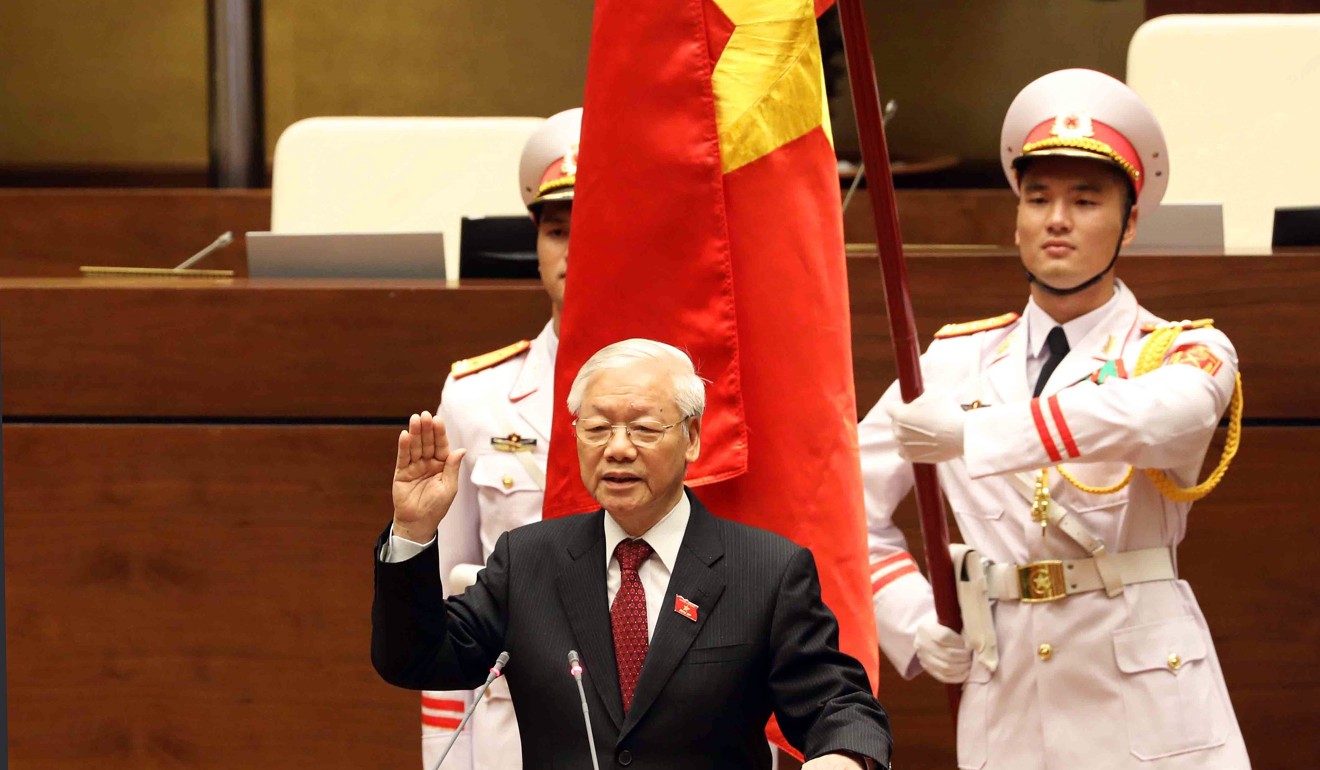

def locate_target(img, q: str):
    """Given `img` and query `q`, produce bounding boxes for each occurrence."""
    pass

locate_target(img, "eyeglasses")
[572,418,683,447]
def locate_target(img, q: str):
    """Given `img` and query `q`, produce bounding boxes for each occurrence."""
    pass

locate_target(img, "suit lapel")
[619,495,726,743]
[554,511,624,730]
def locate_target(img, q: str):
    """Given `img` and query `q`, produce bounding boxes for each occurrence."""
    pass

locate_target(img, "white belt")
[985,546,1176,603]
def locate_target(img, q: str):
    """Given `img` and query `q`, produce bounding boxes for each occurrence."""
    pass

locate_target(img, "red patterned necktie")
[611,538,654,713]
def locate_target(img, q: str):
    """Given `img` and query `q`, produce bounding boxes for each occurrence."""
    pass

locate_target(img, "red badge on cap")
[674,595,698,622]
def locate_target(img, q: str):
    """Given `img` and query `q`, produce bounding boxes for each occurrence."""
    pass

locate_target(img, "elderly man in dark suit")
[373,338,892,770]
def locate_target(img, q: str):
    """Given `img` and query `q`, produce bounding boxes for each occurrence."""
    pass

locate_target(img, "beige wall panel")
[263,0,593,155]
[0,1,1142,168]
[0,0,207,165]
[859,0,1146,161]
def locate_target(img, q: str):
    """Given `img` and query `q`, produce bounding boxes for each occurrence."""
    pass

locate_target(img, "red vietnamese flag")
[545,0,875,751]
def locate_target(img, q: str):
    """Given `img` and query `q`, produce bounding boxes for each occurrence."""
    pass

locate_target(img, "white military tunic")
[421,321,557,770]
[861,282,1251,769]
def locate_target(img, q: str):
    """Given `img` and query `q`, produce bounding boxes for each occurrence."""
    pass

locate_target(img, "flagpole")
[835,0,962,718]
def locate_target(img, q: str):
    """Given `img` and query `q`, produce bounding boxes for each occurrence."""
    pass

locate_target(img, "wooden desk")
[2,250,1316,419]
[0,188,1017,279]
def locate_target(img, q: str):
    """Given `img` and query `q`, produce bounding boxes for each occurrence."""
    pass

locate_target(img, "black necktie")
[1033,326,1070,397]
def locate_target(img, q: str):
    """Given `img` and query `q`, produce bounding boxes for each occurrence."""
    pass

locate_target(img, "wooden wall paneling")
[842,188,1017,246]
[0,279,550,419]
[2,251,1315,419]
[4,425,1316,768]
[0,190,271,277]
[3,424,418,770]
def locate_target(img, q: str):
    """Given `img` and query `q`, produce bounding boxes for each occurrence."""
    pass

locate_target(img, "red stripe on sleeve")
[1030,398,1063,462]
[422,714,463,730]
[1047,395,1080,459]
[421,696,465,712]
[872,563,920,594]
[870,552,913,573]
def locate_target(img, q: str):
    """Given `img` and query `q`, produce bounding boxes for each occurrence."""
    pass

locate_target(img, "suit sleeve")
[767,548,893,767]
[858,380,936,679]
[372,526,511,693]
[421,380,487,770]
[964,328,1238,480]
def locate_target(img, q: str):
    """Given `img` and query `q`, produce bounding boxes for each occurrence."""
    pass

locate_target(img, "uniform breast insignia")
[1088,359,1129,385]
[491,433,537,453]
[961,400,988,411]
[451,340,532,379]
[1166,344,1224,377]
[1139,318,1215,334]
[934,312,1020,339]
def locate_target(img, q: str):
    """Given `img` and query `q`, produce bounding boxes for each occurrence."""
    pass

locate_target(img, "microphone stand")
[567,650,602,770]
[430,651,510,770]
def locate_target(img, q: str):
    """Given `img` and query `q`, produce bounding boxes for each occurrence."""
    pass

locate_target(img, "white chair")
[270,116,544,277]
[1127,14,1320,251]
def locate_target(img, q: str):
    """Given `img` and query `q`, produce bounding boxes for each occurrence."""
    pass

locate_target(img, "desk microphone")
[174,231,235,270]
[430,651,510,770]
[567,650,602,770]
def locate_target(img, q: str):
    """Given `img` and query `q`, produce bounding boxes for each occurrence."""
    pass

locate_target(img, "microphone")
[173,231,235,270]
[567,650,602,770]
[430,651,510,770]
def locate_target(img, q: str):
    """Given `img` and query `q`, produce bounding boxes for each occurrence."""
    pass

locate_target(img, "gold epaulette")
[1140,318,1215,335]
[934,312,1020,339]
[451,340,531,379]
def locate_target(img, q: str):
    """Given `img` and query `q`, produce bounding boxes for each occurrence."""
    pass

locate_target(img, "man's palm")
[392,411,466,541]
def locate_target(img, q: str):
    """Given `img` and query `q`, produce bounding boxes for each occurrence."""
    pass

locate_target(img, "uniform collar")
[1025,280,1126,359]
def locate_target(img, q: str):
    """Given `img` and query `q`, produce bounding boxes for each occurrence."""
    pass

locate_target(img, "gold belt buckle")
[1018,560,1067,603]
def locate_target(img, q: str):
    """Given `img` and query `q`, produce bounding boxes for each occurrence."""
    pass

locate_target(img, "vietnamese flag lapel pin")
[674,595,699,622]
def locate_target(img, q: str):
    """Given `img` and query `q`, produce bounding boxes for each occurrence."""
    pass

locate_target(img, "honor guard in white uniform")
[420,107,580,770]
[860,69,1252,769]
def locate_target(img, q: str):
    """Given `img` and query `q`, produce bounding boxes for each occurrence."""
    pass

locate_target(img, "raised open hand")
[391,411,467,543]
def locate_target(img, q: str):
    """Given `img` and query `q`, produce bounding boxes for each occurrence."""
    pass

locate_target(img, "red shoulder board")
[1140,318,1215,334]
[934,312,1020,339]
[451,340,531,379]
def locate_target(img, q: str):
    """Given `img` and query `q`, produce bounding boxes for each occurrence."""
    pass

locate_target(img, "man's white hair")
[566,338,706,419]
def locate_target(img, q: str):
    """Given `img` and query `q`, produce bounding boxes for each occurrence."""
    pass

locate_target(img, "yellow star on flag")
[710,0,833,174]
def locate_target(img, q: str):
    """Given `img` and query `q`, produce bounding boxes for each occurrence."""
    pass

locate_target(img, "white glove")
[915,619,972,684]
[885,391,966,463]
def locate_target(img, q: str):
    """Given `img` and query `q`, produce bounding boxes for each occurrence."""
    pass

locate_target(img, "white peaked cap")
[1000,68,1169,208]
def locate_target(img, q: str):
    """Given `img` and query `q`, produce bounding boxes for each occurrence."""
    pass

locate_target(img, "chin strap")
[1026,243,1121,295]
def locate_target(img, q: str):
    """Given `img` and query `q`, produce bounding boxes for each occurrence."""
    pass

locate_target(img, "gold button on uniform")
[1037,643,1053,661]
[502,476,515,489]
[1168,653,1182,671]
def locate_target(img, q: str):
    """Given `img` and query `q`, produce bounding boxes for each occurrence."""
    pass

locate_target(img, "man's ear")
[1121,205,1140,248]
[684,416,701,463]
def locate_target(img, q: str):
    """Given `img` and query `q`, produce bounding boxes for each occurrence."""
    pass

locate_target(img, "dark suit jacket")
[372,489,892,769]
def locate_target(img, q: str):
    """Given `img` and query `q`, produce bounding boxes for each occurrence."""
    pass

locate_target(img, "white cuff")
[378,526,436,563]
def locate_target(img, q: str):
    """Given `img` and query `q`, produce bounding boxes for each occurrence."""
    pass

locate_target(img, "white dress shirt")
[601,492,690,643]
